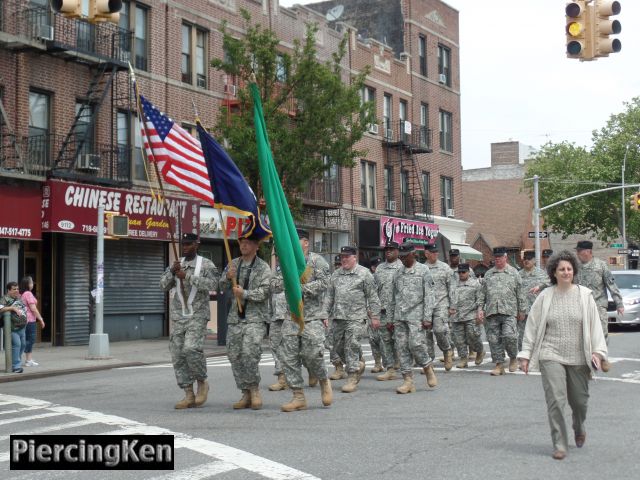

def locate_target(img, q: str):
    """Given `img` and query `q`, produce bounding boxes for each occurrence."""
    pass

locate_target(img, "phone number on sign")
[82,225,107,233]
[0,227,32,237]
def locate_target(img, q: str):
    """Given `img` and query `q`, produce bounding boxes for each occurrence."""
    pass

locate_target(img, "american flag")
[139,95,214,205]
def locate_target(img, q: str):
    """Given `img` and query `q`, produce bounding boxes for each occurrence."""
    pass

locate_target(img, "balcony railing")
[382,120,432,153]
[300,176,341,207]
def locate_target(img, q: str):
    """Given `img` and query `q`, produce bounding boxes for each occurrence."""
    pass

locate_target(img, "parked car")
[607,270,640,325]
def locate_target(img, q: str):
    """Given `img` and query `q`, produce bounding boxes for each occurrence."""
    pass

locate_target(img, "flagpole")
[129,64,186,299]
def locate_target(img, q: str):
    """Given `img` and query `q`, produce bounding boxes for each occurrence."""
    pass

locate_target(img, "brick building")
[0,0,473,346]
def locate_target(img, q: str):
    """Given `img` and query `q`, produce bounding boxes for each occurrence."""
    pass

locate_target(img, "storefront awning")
[0,184,42,240]
[450,243,484,261]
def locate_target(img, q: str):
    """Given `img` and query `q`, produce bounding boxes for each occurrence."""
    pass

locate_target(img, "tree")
[526,97,640,242]
[210,10,375,212]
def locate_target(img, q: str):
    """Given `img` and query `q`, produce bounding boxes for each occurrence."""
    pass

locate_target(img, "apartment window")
[360,160,376,209]
[28,91,51,167]
[75,102,94,156]
[399,100,408,141]
[181,24,192,84]
[439,109,453,153]
[421,171,431,214]
[384,167,393,210]
[323,155,339,203]
[438,44,451,86]
[120,3,148,70]
[400,170,410,214]
[361,85,376,127]
[182,24,207,88]
[276,54,287,83]
[418,35,427,76]
[383,94,392,137]
[196,30,207,88]
[133,115,144,180]
[420,103,429,147]
[440,176,453,217]
[116,111,133,180]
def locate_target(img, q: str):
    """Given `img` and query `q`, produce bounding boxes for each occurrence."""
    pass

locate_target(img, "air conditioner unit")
[36,24,54,41]
[439,73,447,84]
[387,200,397,211]
[385,129,393,140]
[224,84,237,96]
[446,208,455,217]
[368,123,379,135]
[77,154,101,171]
[107,214,129,237]
[403,121,412,135]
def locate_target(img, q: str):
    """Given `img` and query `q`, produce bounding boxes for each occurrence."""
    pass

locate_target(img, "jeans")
[11,327,26,370]
[24,322,36,354]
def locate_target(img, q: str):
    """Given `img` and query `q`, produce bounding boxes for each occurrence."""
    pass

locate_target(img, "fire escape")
[383,120,433,221]
[0,1,134,185]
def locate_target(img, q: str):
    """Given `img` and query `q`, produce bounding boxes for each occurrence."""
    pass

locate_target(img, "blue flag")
[196,122,271,239]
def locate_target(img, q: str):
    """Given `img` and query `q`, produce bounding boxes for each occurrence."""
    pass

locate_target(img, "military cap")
[542,249,553,257]
[340,245,357,255]
[334,254,342,264]
[425,244,439,253]
[398,243,415,257]
[493,246,508,256]
[181,232,199,243]
[457,263,470,272]
[523,250,535,260]
[384,240,400,250]
[575,240,593,250]
[296,228,309,239]
[449,249,460,256]
[370,257,382,267]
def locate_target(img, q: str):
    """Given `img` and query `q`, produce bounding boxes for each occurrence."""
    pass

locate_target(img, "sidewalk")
[0,336,227,383]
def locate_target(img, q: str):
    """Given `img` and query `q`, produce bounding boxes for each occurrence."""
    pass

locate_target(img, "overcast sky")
[279,0,639,169]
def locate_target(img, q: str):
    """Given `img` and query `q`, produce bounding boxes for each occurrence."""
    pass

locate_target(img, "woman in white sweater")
[518,250,608,460]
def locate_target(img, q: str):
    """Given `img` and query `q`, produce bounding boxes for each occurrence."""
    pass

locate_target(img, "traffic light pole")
[534,176,541,267]
[88,205,110,358]
[622,145,629,268]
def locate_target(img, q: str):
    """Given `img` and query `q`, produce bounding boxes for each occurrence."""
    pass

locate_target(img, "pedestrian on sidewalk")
[20,276,45,367]
[0,282,28,373]
[518,250,608,461]
[160,233,220,410]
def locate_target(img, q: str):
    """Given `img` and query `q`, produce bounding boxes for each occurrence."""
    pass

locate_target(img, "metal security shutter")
[63,235,92,345]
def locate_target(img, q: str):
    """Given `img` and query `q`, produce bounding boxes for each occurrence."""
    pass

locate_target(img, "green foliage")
[210,10,375,214]
[525,97,640,242]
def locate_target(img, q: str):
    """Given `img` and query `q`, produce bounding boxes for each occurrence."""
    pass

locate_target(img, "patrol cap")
[384,240,400,250]
[340,245,357,255]
[457,263,470,272]
[398,243,415,257]
[575,240,593,250]
[493,246,508,256]
[370,257,382,267]
[296,228,309,239]
[334,254,342,264]
[523,250,535,260]
[425,244,439,253]
[542,249,553,257]
[449,249,460,257]
[181,232,199,243]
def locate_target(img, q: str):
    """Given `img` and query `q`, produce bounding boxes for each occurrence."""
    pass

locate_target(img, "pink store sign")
[380,216,439,249]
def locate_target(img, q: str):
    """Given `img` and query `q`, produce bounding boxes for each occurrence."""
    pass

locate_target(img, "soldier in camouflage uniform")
[367,256,384,373]
[389,243,438,393]
[373,240,403,381]
[220,234,272,410]
[518,250,549,352]
[478,247,527,376]
[275,229,332,412]
[327,254,347,380]
[323,245,381,393]
[160,233,220,409]
[450,263,484,368]
[267,268,288,392]
[424,244,455,371]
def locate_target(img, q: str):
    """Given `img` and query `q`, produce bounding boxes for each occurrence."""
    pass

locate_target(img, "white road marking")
[146,460,238,479]
[0,411,66,426]
[0,419,98,442]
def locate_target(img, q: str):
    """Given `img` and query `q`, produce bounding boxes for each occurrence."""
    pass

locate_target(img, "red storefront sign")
[380,215,439,249]
[0,185,42,240]
[41,180,199,241]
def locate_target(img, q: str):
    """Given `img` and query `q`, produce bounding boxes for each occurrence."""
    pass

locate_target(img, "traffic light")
[593,0,622,58]
[630,192,640,211]
[89,0,122,24]
[566,1,594,60]
[49,0,82,18]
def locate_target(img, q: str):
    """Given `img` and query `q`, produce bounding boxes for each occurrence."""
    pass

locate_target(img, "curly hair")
[546,250,580,285]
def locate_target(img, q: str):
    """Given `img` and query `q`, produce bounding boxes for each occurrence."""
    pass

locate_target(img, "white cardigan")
[518,285,608,372]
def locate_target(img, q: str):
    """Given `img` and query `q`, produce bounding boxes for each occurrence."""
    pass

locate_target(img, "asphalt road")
[1,328,639,480]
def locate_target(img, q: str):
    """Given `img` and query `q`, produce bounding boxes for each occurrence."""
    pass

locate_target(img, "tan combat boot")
[233,390,251,409]
[444,350,453,371]
[456,357,468,369]
[308,375,318,387]
[396,373,416,394]
[175,385,196,409]
[341,374,359,393]
[281,388,307,412]
[474,348,485,366]
[371,354,384,373]
[424,365,438,388]
[468,349,476,360]
[355,361,366,383]
[491,363,505,376]
[508,358,518,373]
[376,367,397,381]
[249,386,263,410]
[319,379,333,406]
[269,373,288,391]
[194,379,209,407]
[329,362,347,380]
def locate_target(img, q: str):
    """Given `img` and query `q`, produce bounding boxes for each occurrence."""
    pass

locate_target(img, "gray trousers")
[540,360,591,452]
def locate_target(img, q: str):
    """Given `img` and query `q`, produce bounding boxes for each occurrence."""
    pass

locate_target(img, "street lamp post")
[622,144,629,269]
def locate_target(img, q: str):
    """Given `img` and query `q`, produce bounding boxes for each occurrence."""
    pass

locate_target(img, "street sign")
[528,231,549,239]
[618,249,630,254]
[610,243,623,248]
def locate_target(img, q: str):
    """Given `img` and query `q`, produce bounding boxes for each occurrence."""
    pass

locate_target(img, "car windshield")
[613,274,640,289]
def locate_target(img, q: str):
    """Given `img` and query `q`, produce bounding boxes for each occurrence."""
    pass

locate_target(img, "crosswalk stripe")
[0,405,48,416]
[146,460,238,479]
[0,412,66,426]
[0,419,98,442]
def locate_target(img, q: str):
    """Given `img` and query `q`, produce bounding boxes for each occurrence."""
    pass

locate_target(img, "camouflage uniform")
[388,262,435,374]
[160,256,219,388]
[269,287,288,377]
[424,260,453,358]
[450,276,483,358]
[576,257,623,340]
[220,255,272,391]
[275,252,330,388]
[518,266,549,351]
[479,264,527,363]
[323,264,381,374]
[374,259,403,368]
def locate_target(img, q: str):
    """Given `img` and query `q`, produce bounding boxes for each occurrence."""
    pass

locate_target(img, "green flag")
[250,82,308,332]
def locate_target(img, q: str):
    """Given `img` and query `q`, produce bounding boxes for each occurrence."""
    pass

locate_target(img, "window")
[181,24,192,84]
[120,2,148,70]
[196,29,207,88]
[383,94,392,137]
[420,103,429,147]
[400,170,410,214]
[323,155,339,203]
[438,44,451,86]
[75,102,94,156]
[384,167,393,209]
[360,160,376,209]
[440,176,453,217]
[133,115,144,180]
[182,23,208,88]
[360,86,376,127]
[28,91,51,168]
[276,54,287,83]
[399,100,408,141]
[418,35,427,76]
[439,109,453,153]
[116,111,132,180]
[421,171,431,214]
